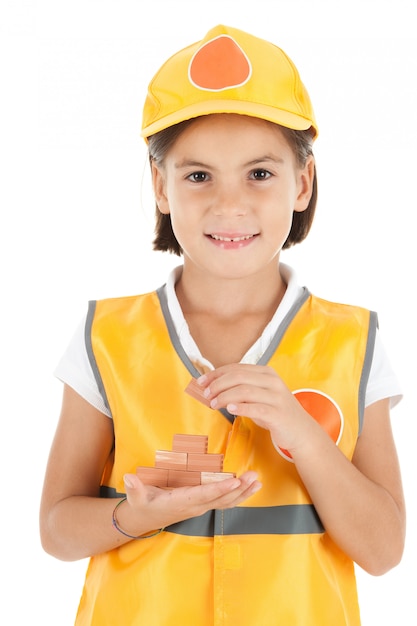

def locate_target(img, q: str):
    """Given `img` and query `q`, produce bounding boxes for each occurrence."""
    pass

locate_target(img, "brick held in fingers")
[184,378,212,407]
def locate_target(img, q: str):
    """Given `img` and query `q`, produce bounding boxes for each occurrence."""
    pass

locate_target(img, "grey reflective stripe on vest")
[85,300,112,416]
[256,287,311,366]
[87,288,375,434]
[86,287,311,423]
[358,310,378,435]
[156,285,311,425]
[167,504,324,536]
[100,485,324,536]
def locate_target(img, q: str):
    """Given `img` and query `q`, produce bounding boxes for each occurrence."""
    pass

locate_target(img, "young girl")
[40,25,405,625]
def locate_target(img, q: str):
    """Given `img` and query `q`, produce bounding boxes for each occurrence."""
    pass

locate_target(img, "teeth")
[211,234,253,242]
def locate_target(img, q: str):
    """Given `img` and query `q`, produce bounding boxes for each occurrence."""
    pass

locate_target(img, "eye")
[250,169,272,180]
[187,171,209,183]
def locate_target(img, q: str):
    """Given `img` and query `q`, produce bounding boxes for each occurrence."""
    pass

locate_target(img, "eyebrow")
[175,159,211,169]
[245,155,285,166]
[174,155,285,169]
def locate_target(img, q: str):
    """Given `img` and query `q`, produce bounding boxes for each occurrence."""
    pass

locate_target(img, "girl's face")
[152,114,314,282]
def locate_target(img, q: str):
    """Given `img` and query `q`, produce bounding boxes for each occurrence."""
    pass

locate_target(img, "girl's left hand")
[197,363,317,456]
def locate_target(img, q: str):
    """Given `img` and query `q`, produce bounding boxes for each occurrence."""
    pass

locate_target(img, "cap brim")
[141,100,317,139]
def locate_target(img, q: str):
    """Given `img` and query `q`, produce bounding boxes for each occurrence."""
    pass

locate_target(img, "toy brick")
[137,433,235,489]
[187,452,224,472]
[155,450,187,470]
[200,472,236,484]
[167,469,202,487]
[184,378,211,407]
[173,433,208,453]
[135,466,169,487]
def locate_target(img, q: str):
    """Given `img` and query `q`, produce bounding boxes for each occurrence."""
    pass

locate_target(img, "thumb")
[123,473,146,500]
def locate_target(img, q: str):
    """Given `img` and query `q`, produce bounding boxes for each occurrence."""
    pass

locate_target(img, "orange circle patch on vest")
[279,389,344,462]
[189,35,252,91]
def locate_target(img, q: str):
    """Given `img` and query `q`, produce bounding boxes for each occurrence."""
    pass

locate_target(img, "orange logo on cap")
[279,389,344,462]
[189,35,252,92]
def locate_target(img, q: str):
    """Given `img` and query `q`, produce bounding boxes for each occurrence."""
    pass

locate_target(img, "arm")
[39,384,261,561]
[291,397,405,575]
[198,364,406,575]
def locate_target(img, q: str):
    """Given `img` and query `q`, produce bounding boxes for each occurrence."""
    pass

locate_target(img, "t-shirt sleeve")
[54,314,112,418]
[366,329,402,409]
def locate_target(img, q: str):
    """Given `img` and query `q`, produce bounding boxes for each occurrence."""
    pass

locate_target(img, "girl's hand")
[196,363,318,455]
[119,470,262,537]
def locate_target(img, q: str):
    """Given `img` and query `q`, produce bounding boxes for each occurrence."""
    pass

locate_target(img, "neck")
[175,261,286,321]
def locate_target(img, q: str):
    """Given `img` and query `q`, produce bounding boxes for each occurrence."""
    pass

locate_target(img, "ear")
[294,156,315,213]
[151,161,170,215]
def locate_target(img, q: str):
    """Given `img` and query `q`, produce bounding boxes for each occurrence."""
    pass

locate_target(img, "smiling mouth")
[209,234,256,242]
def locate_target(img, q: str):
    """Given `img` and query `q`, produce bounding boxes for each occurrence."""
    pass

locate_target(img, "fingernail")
[124,474,135,488]
[197,374,207,385]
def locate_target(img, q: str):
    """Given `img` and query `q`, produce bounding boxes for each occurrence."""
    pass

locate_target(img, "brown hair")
[148,117,317,256]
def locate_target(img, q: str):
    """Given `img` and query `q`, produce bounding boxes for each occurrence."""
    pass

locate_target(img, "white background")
[1,1,415,623]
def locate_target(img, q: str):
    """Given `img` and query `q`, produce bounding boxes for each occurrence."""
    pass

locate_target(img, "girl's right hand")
[118,471,262,537]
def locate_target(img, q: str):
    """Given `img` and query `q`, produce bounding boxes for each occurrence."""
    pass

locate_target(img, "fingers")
[214,472,262,509]
[124,472,143,491]
[196,471,262,509]
[196,363,307,440]
[162,471,261,513]
[197,364,281,414]
[124,470,262,521]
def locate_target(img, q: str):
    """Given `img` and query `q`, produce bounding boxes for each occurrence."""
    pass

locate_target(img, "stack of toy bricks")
[136,434,236,487]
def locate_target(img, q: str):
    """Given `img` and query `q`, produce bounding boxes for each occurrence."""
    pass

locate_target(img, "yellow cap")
[141,24,318,140]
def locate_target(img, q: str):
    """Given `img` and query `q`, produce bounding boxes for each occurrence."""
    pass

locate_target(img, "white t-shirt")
[55,263,402,418]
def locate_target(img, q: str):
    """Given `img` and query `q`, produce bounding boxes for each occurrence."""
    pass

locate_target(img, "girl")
[40,25,405,625]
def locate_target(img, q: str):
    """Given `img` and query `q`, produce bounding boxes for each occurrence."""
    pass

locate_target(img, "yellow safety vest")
[76,286,376,626]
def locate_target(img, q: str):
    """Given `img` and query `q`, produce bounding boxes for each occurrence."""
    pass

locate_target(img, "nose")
[212,181,247,217]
